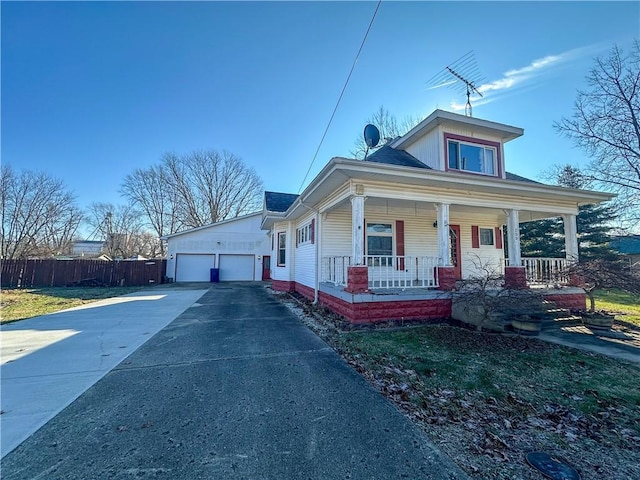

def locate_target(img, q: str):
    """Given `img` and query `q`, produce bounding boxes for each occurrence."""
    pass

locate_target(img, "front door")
[262,256,271,280]
[449,225,462,278]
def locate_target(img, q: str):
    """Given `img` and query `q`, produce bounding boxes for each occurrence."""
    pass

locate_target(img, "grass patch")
[339,326,640,417]
[594,289,640,325]
[0,287,142,324]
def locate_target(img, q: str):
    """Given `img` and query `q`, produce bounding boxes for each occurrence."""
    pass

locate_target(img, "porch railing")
[366,255,439,289]
[519,257,569,286]
[320,256,439,289]
[321,256,351,286]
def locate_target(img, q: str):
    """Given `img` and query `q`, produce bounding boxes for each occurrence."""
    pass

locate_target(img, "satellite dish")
[363,124,380,148]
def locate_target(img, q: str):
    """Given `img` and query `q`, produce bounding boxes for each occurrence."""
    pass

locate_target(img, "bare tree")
[566,258,640,312]
[1,165,83,259]
[554,41,640,228]
[451,256,545,332]
[122,149,263,234]
[120,164,181,255]
[351,106,423,159]
[85,202,147,259]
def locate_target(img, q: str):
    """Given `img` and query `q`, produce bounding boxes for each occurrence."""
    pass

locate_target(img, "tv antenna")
[427,51,486,117]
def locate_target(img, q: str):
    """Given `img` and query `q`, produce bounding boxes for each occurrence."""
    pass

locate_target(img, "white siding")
[322,207,352,258]
[321,203,439,258]
[271,221,293,282]
[453,212,505,279]
[404,128,442,169]
[294,212,317,289]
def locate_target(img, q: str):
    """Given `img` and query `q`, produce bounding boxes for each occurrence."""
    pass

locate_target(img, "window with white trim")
[479,228,494,246]
[366,222,393,266]
[296,224,312,246]
[448,139,497,175]
[277,232,286,266]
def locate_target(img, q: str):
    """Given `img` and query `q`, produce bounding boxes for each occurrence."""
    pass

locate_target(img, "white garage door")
[175,254,215,282]
[219,254,255,281]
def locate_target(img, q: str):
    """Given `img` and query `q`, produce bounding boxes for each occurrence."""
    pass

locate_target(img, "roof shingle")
[264,191,299,213]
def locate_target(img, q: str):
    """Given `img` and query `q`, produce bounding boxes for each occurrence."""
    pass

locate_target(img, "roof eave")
[390,109,524,150]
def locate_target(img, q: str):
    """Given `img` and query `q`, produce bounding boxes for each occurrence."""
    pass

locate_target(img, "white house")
[163,212,271,282]
[262,109,614,323]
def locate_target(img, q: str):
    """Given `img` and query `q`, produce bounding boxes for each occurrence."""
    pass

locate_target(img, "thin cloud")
[450,43,604,111]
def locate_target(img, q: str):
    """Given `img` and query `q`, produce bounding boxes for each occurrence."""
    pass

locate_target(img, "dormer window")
[447,138,498,176]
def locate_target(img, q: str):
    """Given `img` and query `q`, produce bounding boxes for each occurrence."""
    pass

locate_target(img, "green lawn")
[0,287,142,324]
[594,288,640,325]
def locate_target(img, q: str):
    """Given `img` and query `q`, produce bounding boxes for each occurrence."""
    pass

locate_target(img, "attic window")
[447,139,496,176]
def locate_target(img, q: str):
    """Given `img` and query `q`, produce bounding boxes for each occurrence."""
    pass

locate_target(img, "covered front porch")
[317,185,580,293]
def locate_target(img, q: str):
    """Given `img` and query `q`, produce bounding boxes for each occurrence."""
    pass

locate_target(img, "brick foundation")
[271,279,295,292]
[437,267,458,291]
[544,292,586,311]
[318,290,451,324]
[295,282,315,301]
[279,279,585,325]
[504,266,528,289]
[345,266,369,294]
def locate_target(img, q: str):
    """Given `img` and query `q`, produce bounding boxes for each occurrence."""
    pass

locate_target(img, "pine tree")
[519,217,563,258]
[519,165,619,261]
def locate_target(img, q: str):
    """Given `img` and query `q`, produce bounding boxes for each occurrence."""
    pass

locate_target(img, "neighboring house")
[610,235,640,274]
[262,109,614,323]
[163,212,270,282]
[72,240,105,257]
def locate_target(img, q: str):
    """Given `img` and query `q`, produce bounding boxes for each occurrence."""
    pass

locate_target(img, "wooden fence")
[1,259,167,288]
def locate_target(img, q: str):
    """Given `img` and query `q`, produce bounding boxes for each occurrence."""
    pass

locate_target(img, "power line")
[297,0,382,194]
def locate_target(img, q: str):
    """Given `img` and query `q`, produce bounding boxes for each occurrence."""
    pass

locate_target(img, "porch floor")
[319,282,585,304]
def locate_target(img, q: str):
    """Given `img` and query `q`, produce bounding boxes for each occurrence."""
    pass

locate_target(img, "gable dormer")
[388,109,523,179]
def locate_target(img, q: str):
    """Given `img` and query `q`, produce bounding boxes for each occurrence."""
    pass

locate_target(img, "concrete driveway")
[1,286,208,459]
[1,283,468,480]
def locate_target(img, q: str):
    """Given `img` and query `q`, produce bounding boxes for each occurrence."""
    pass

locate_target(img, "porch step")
[452,292,584,334]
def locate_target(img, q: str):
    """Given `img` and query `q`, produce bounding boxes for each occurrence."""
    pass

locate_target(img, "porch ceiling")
[324,196,562,223]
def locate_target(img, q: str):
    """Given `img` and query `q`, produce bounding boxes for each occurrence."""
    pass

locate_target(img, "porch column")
[351,194,365,265]
[505,209,527,289]
[435,203,450,266]
[562,214,579,262]
[435,203,456,290]
[506,209,522,266]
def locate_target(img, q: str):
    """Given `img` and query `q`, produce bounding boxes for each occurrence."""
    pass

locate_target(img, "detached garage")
[163,213,271,283]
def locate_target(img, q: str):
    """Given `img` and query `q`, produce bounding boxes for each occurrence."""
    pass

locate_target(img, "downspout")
[299,201,320,304]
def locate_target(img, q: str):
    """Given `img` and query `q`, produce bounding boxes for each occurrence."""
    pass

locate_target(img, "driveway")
[1,283,468,480]
[1,286,208,459]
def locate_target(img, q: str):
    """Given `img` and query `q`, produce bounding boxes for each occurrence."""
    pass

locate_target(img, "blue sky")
[2,1,639,221]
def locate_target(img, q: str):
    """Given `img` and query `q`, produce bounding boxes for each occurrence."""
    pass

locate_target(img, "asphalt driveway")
[1,283,468,480]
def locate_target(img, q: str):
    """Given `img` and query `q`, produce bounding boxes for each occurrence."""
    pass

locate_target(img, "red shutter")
[396,220,405,270]
[495,227,503,249]
[471,226,480,248]
[311,219,315,244]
